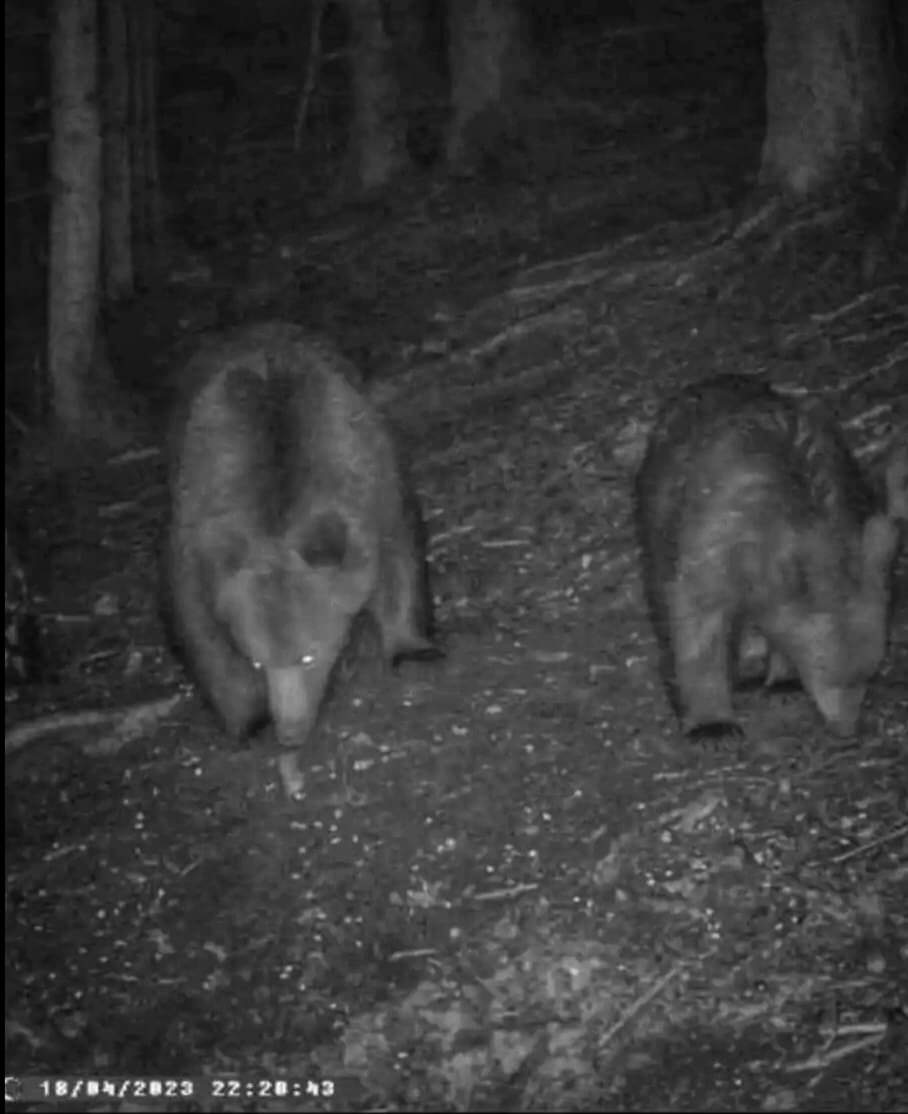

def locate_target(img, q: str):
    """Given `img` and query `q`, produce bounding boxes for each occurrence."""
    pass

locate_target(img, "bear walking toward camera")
[166,322,439,748]
[635,375,906,739]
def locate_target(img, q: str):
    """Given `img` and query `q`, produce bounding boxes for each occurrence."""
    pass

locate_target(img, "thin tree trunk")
[386,0,445,165]
[102,0,133,302]
[341,0,409,191]
[760,0,899,196]
[445,0,530,178]
[385,0,432,113]
[140,0,163,243]
[129,0,163,278]
[47,0,103,437]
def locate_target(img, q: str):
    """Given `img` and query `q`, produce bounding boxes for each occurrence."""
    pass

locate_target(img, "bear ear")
[299,511,350,569]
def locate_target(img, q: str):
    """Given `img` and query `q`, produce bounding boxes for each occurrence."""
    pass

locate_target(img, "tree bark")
[760,0,900,197]
[445,0,531,178]
[385,0,446,166]
[385,0,435,112]
[102,0,133,302]
[129,0,162,277]
[47,0,103,438]
[341,0,409,192]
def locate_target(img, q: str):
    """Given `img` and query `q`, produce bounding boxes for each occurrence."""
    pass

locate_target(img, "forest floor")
[6,31,908,1114]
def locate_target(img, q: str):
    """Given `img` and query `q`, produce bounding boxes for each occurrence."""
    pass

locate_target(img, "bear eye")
[251,660,264,672]
[300,653,316,667]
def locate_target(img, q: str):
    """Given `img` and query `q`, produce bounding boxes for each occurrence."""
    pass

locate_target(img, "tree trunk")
[385,0,446,167]
[385,0,435,110]
[341,0,409,192]
[860,148,908,280]
[445,0,530,178]
[47,0,103,438]
[760,0,899,197]
[102,0,133,302]
[129,0,163,278]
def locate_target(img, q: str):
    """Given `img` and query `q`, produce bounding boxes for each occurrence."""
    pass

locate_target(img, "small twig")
[109,445,160,466]
[784,1030,886,1074]
[473,883,539,902]
[293,0,327,151]
[599,962,684,1046]
[827,823,908,865]
[731,196,783,242]
[387,948,438,963]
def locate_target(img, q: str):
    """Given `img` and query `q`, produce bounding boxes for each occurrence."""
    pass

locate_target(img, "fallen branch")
[5,693,184,756]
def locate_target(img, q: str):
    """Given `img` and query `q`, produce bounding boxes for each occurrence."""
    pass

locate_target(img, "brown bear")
[165,322,439,748]
[635,375,906,739]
